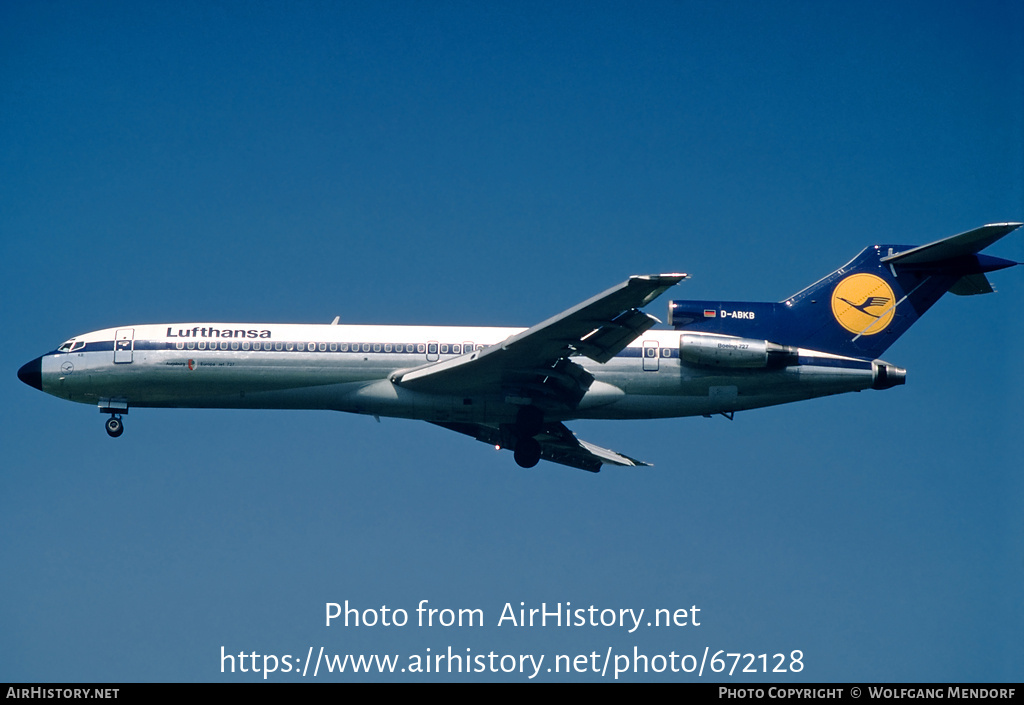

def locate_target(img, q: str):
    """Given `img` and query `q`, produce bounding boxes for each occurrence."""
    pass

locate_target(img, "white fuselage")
[34,322,888,425]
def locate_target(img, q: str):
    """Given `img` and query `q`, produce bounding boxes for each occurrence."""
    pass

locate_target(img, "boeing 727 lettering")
[17,223,1021,472]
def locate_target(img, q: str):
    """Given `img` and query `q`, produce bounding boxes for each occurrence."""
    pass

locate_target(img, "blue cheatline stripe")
[64,339,683,359]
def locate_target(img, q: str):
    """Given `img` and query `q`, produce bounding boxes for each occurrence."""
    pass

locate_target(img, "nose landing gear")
[105,415,124,438]
[98,399,128,438]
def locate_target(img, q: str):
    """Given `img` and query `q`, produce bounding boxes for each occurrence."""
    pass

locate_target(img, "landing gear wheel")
[105,416,124,438]
[513,436,541,468]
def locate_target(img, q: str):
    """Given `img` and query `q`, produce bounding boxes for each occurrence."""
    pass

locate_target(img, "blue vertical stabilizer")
[669,223,1021,359]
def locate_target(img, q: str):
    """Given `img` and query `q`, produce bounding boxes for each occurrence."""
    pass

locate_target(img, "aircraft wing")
[391,274,687,405]
[433,421,650,473]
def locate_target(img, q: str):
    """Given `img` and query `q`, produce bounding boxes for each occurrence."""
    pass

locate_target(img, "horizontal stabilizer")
[948,273,995,296]
[881,223,1022,265]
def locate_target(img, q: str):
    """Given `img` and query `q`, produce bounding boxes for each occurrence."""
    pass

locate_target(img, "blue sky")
[2,0,1022,682]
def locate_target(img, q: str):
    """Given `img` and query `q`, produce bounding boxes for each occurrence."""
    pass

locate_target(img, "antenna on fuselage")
[330,316,340,325]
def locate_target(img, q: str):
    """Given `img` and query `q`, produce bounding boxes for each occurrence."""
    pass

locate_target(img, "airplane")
[17,222,1021,472]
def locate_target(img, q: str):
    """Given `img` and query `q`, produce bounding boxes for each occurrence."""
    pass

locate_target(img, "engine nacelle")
[679,333,799,369]
[872,360,907,389]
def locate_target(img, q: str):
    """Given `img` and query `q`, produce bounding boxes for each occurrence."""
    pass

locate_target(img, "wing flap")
[577,308,660,363]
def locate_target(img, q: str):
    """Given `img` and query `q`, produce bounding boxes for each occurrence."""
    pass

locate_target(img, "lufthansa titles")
[167,326,271,339]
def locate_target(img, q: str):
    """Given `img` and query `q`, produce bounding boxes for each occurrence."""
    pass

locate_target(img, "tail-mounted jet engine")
[871,360,906,390]
[678,333,799,369]
[680,332,906,391]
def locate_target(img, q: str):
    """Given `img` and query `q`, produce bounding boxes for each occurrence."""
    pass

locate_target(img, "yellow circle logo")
[831,273,895,335]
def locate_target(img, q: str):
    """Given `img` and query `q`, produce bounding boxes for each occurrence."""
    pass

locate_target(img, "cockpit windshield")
[57,340,86,353]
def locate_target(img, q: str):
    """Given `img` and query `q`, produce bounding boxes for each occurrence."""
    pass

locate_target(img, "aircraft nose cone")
[18,357,43,390]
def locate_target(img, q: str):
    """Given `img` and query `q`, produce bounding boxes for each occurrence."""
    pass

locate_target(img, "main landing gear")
[513,437,542,468]
[512,406,544,468]
[105,415,124,438]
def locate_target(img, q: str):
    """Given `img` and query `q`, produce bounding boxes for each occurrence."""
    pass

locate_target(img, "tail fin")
[669,223,1021,359]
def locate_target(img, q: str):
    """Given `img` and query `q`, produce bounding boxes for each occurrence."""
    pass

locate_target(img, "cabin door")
[114,329,134,364]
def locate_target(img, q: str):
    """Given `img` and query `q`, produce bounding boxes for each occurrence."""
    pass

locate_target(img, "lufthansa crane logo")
[831,273,896,335]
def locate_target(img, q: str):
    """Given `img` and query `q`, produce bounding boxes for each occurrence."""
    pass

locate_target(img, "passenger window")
[329,343,337,352]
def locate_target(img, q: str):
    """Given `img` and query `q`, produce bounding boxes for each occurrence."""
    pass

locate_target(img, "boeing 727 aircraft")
[17,223,1021,472]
